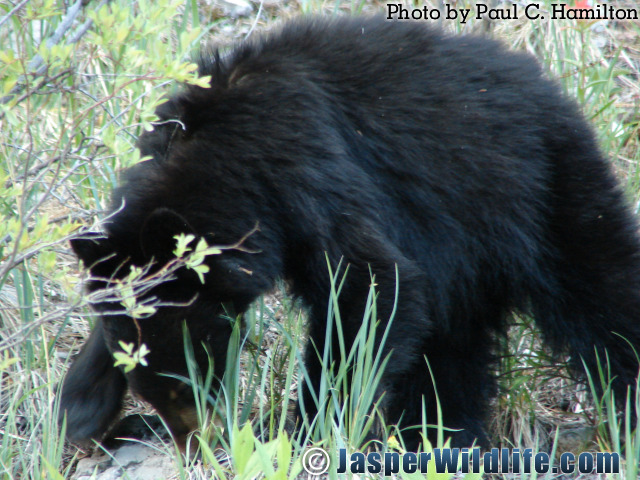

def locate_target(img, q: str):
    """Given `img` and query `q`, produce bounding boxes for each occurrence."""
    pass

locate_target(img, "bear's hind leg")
[534,132,640,407]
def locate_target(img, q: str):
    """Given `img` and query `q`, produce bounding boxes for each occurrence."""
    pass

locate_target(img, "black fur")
[59,15,640,450]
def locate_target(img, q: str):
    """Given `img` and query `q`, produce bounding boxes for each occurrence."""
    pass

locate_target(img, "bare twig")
[0,0,30,31]
[244,0,265,41]
[27,0,84,76]
[2,131,93,190]
[67,0,111,45]
[0,0,108,107]
[0,66,73,119]
[0,299,84,353]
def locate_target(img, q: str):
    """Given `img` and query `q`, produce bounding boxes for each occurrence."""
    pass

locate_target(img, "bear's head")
[69,206,250,447]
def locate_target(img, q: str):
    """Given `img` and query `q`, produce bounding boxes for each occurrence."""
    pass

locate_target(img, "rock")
[71,443,177,480]
[555,425,597,455]
[71,415,177,480]
[217,0,253,18]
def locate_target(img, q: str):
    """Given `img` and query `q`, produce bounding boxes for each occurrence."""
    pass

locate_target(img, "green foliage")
[112,340,150,373]
[293,259,395,450]
[583,351,640,479]
[0,0,210,477]
[514,1,640,195]
[198,423,303,480]
[174,233,223,283]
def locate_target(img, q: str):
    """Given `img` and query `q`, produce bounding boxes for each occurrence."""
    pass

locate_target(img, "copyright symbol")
[302,447,330,475]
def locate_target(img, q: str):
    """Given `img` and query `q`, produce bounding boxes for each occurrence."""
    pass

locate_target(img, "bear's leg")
[533,272,640,406]
[297,249,432,443]
[533,136,640,407]
[385,327,497,450]
[58,319,127,447]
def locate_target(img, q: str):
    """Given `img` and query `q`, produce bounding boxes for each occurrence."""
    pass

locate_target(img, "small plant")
[174,233,223,283]
[295,259,396,451]
[584,350,640,479]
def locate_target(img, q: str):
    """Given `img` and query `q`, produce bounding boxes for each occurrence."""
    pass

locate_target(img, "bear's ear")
[140,208,196,262]
[70,234,113,267]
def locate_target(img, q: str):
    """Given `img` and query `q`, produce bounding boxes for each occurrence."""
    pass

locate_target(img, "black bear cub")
[59,15,640,450]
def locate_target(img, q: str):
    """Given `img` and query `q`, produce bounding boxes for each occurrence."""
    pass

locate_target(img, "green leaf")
[113,342,150,373]
[174,233,195,258]
[41,458,65,480]
[193,263,209,284]
[131,304,157,319]
[113,351,137,373]
[0,353,19,372]
[197,435,229,478]
[118,341,135,355]
[254,440,276,478]
[231,423,255,475]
